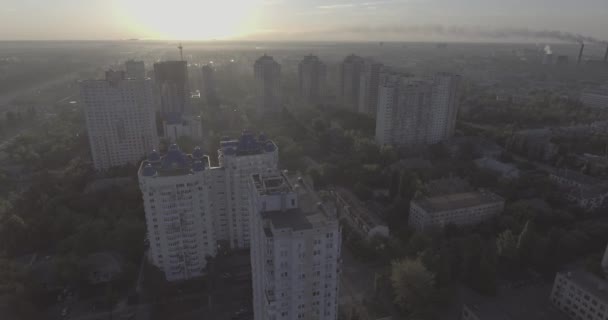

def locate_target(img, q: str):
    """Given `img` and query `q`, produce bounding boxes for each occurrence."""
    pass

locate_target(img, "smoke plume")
[328,25,605,44]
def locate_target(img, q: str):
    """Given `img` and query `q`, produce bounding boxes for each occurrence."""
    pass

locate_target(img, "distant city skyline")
[0,0,607,42]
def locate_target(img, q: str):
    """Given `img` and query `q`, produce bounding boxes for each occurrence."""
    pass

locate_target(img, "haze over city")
[1,0,607,42]
[1,2,608,320]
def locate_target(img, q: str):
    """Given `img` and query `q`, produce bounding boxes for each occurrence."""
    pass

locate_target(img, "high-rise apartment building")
[358,61,383,116]
[138,132,279,280]
[298,55,326,105]
[138,146,220,281]
[254,55,281,114]
[375,71,461,148]
[154,61,204,142]
[201,64,219,106]
[125,60,146,80]
[219,132,279,248]
[340,54,365,111]
[250,170,341,320]
[81,70,158,170]
[154,61,190,115]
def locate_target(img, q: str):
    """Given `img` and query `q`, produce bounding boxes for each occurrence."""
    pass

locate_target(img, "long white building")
[250,170,341,320]
[81,70,158,170]
[409,190,504,232]
[375,72,461,148]
[138,131,278,281]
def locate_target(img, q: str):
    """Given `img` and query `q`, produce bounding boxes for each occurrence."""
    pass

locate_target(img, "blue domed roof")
[192,160,205,172]
[192,146,204,159]
[162,144,189,170]
[265,141,276,152]
[142,163,157,176]
[148,150,161,162]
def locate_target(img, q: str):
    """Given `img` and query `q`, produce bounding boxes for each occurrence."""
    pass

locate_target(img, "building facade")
[409,190,504,232]
[125,60,146,80]
[138,146,219,281]
[357,61,383,116]
[219,132,279,248]
[138,131,278,281]
[81,70,158,170]
[250,170,341,320]
[551,270,608,320]
[340,54,366,111]
[254,55,282,114]
[201,64,219,106]
[375,72,461,148]
[298,55,326,105]
[154,61,190,115]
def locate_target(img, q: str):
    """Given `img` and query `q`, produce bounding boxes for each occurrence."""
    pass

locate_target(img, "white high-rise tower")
[81,70,158,170]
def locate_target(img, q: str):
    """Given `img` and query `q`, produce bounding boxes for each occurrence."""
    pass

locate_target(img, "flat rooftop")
[252,172,293,195]
[138,145,210,178]
[260,174,336,233]
[413,190,504,213]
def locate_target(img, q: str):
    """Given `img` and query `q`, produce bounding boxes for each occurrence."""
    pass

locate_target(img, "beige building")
[409,190,504,232]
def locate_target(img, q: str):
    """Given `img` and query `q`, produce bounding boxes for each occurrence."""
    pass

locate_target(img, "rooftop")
[252,172,293,195]
[138,144,210,178]
[260,173,336,233]
[461,283,568,320]
[220,130,277,157]
[413,190,504,213]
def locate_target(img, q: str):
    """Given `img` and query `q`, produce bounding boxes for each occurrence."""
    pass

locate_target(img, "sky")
[0,0,606,42]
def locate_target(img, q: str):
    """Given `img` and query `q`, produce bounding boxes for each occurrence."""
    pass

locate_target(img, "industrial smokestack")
[604,44,608,62]
[578,43,585,65]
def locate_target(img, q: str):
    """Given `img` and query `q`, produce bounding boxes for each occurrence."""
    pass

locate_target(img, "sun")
[113,0,260,40]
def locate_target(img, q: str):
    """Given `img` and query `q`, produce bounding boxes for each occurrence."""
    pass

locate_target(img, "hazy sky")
[0,0,606,42]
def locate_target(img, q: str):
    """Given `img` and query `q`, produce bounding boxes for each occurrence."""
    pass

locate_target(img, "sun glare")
[114,0,259,40]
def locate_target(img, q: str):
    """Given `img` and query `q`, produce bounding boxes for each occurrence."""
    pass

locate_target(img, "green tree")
[391,258,436,316]
[496,230,518,261]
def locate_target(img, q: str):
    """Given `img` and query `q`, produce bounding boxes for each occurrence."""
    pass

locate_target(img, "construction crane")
[178,43,184,61]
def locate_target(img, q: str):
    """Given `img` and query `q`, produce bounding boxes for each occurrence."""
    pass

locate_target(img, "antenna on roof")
[178,43,184,61]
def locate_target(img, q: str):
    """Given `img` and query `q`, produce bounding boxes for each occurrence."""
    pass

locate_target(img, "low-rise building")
[409,190,504,232]
[549,169,608,212]
[474,157,520,179]
[581,87,608,109]
[550,270,608,320]
[332,188,389,239]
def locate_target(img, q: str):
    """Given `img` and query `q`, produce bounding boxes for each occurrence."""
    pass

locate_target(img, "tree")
[391,258,436,316]
[517,220,535,263]
[496,230,518,261]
